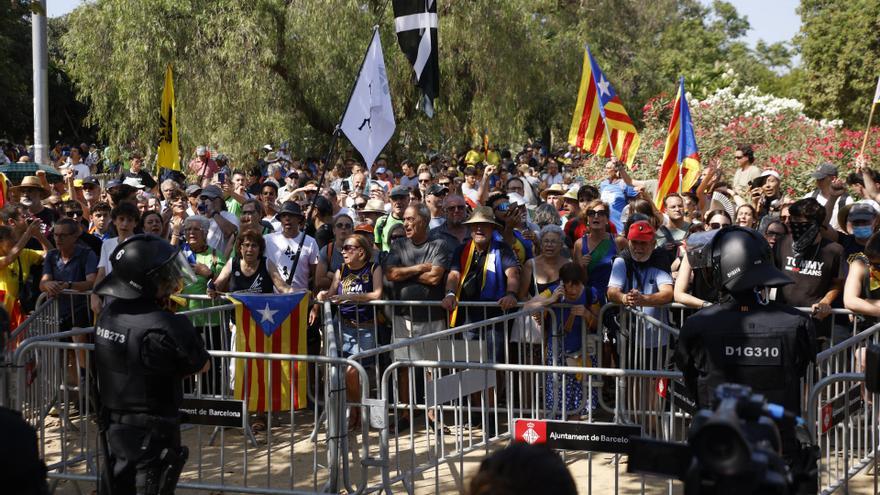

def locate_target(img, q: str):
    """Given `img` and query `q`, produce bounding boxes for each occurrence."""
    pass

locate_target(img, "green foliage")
[59,0,799,164]
[0,1,36,141]
[798,0,880,126]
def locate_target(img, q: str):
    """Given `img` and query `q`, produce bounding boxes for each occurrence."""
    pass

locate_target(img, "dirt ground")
[40,409,879,495]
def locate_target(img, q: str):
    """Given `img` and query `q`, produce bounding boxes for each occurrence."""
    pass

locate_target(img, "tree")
[60,0,790,162]
[798,0,880,126]
[0,1,36,142]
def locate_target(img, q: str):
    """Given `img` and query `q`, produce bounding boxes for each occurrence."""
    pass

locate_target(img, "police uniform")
[96,298,209,494]
[674,299,816,413]
[92,234,208,495]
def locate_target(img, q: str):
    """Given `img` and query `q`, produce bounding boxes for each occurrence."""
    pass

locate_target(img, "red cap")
[627,220,655,242]
[354,223,374,234]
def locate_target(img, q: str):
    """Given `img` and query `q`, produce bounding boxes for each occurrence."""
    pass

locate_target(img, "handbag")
[511,259,543,344]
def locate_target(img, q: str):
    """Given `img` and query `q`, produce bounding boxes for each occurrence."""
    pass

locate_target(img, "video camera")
[628,384,816,495]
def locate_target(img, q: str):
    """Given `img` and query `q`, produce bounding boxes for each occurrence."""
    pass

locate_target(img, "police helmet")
[94,234,196,300]
[710,226,791,293]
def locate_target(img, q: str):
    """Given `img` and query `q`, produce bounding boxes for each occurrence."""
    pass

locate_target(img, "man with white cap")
[804,162,852,230]
[187,146,218,183]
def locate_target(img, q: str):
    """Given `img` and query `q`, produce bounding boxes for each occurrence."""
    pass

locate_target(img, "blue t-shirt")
[599,179,638,232]
[607,257,673,347]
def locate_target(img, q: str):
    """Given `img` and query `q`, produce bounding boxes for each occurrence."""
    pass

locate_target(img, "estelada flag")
[568,45,641,166]
[654,77,701,210]
[0,172,8,208]
[156,64,180,171]
[228,292,310,412]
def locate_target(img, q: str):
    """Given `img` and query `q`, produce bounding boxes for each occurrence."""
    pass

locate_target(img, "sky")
[49,0,802,49]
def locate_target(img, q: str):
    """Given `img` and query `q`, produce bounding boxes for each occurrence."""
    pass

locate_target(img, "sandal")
[251,415,267,432]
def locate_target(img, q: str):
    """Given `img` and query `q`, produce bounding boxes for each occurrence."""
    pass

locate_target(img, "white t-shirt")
[542,173,564,186]
[461,183,480,203]
[207,211,240,251]
[98,237,120,275]
[64,162,91,179]
[265,231,319,290]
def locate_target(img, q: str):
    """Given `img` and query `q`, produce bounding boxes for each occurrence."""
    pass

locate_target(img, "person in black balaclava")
[773,198,846,346]
[675,227,817,486]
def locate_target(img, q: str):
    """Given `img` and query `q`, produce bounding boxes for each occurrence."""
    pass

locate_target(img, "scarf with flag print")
[494,229,533,265]
[450,238,507,326]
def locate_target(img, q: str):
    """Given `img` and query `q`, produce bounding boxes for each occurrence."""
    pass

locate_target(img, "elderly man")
[375,185,410,251]
[11,176,58,245]
[429,194,470,255]
[607,221,674,348]
[188,146,218,183]
[384,204,450,424]
[265,201,319,291]
[198,185,240,252]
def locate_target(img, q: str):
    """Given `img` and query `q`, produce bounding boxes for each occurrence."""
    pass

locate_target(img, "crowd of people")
[3,140,880,412]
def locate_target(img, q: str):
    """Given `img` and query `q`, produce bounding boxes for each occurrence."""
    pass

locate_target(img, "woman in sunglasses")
[674,209,732,309]
[573,200,617,303]
[317,233,383,431]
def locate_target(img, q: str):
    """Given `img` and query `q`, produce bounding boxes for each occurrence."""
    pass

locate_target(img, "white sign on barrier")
[426,369,497,407]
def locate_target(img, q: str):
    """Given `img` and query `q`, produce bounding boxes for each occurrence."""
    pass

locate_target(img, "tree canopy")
[55,0,797,162]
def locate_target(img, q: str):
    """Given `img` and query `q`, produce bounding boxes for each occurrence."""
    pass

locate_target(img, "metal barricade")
[807,373,879,495]
[10,334,373,494]
[373,358,684,495]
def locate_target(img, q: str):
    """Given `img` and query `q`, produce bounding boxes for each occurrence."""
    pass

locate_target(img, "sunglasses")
[765,231,786,238]
[335,223,353,229]
[586,210,607,217]
[419,179,431,184]
[438,181,451,187]
[709,222,729,229]
[390,235,406,241]
[495,202,511,212]
[241,209,257,215]
[65,211,84,218]
[341,244,361,252]
[354,203,367,209]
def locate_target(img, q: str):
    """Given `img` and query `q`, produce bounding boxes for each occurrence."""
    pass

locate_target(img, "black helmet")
[711,227,791,292]
[94,234,196,300]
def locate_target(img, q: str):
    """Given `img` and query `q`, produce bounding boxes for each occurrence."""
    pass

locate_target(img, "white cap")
[759,169,780,179]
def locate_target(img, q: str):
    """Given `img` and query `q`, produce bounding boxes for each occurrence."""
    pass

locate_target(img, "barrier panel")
[373,359,684,495]
[10,334,374,495]
[807,373,879,495]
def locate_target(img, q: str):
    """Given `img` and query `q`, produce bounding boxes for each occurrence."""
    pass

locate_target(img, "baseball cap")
[105,179,123,190]
[759,169,781,180]
[811,163,839,180]
[627,220,656,242]
[185,184,203,196]
[390,185,410,198]
[848,202,878,222]
[122,177,145,189]
[354,223,374,235]
[375,167,388,175]
[199,185,224,200]
[81,176,100,188]
[426,183,449,197]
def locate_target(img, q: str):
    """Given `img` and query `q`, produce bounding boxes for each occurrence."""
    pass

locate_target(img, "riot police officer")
[93,234,210,495]
[674,227,816,456]
[674,226,816,412]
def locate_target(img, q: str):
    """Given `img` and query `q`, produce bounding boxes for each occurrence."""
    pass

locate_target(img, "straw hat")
[360,199,387,214]
[11,176,49,199]
[462,206,501,228]
[540,183,566,199]
[562,187,579,201]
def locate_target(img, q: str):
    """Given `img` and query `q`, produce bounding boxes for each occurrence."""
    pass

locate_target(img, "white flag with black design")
[393,0,439,117]
[340,30,396,171]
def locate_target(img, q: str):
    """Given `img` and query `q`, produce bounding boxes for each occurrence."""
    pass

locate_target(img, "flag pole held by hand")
[860,76,880,157]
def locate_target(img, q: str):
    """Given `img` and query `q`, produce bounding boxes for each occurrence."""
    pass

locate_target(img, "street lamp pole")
[32,0,49,164]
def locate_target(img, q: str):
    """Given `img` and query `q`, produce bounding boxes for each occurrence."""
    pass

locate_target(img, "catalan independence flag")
[654,77,701,210]
[568,45,641,166]
[228,292,310,412]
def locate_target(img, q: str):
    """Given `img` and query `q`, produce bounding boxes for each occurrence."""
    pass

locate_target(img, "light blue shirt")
[599,179,638,232]
[607,257,673,347]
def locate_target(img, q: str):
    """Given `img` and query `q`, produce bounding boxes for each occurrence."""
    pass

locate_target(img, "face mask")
[853,225,874,240]
[790,221,819,255]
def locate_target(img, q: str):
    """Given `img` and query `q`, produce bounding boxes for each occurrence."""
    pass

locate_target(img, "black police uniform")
[674,298,816,414]
[96,297,209,495]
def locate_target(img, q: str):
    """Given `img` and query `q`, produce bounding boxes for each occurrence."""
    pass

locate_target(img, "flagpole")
[286,26,382,288]
[860,102,877,157]
[677,77,685,194]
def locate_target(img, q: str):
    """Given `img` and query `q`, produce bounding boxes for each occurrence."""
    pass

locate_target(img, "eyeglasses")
[419,179,431,184]
[65,211,83,218]
[446,205,467,211]
[709,222,729,229]
[341,244,361,252]
[586,210,607,217]
[335,223,353,229]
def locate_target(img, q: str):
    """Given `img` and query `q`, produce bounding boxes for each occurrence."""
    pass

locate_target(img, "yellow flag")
[157,64,180,171]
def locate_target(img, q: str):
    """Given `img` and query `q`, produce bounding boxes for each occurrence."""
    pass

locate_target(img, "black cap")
[277,200,304,217]
[427,183,449,196]
[81,176,100,188]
